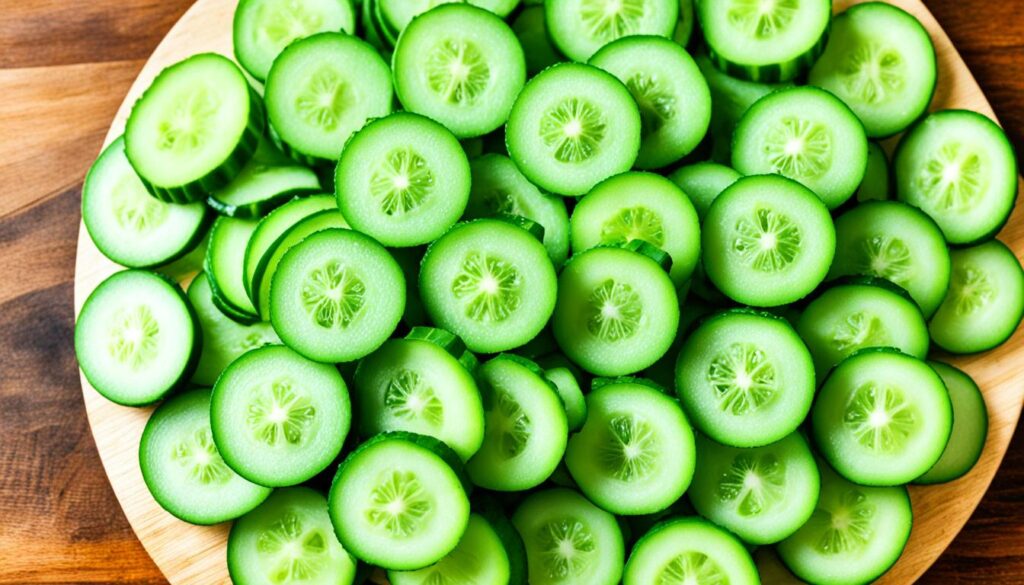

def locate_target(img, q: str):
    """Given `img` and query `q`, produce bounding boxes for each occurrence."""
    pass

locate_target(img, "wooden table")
[0,1,1021,583]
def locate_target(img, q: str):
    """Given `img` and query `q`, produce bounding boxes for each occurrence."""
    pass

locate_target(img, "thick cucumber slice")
[140,389,271,524]
[676,309,815,447]
[828,201,951,318]
[894,110,1018,245]
[465,355,569,491]
[75,270,199,406]
[329,432,471,570]
[206,216,260,318]
[701,175,836,307]
[624,517,758,585]
[464,154,570,266]
[689,432,819,545]
[336,112,471,247]
[812,348,953,486]
[227,487,357,585]
[732,87,869,209]
[571,172,701,286]
[589,36,710,169]
[668,162,741,220]
[211,345,351,486]
[856,141,892,202]
[798,280,930,380]
[233,0,355,82]
[83,137,209,268]
[698,0,829,82]
[565,379,696,515]
[512,488,625,585]
[541,359,587,431]
[929,239,1024,353]
[511,6,562,76]
[545,0,677,62]
[809,2,936,138]
[270,228,405,363]
[265,32,393,165]
[208,139,321,218]
[916,361,989,484]
[393,4,525,138]
[419,219,557,353]
[506,63,641,197]
[388,513,511,585]
[777,459,912,585]
[125,53,263,203]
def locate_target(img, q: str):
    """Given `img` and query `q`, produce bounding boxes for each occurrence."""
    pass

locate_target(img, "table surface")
[0,1,1022,583]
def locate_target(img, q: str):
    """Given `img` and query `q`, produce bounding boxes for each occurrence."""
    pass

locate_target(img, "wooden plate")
[73,1,1024,582]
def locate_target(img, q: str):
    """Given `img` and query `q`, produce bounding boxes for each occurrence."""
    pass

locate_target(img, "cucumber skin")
[206,185,322,219]
[706,22,830,83]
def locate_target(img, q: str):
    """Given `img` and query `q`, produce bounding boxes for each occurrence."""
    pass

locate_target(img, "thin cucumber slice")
[812,348,953,486]
[388,513,511,585]
[688,432,819,545]
[335,112,471,247]
[83,136,209,268]
[419,219,557,353]
[701,175,836,307]
[828,201,951,318]
[512,488,625,585]
[856,141,892,202]
[211,344,352,486]
[674,0,694,47]
[589,36,710,169]
[929,239,1024,354]
[809,2,936,138]
[894,110,1018,244]
[140,388,271,524]
[624,517,758,585]
[676,309,816,447]
[571,172,701,286]
[667,162,741,220]
[265,32,393,165]
[698,0,829,82]
[75,270,199,406]
[465,355,569,491]
[270,228,405,363]
[545,0,677,62]
[328,431,471,570]
[732,86,869,209]
[565,379,696,515]
[206,216,260,318]
[916,361,989,484]
[511,6,562,76]
[475,497,530,585]
[391,246,432,327]
[505,63,642,197]
[392,4,526,138]
[777,459,912,585]
[125,53,263,203]
[542,362,587,431]
[233,0,355,82]
[208,139,321,218]
[227,487,357,585]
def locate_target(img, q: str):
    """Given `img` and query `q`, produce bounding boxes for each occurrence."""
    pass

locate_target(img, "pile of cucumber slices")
[75,0,1023,582]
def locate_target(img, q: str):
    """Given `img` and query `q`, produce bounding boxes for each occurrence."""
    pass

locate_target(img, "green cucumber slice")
[545,0,678,62]
[208,139,321,218]
[380,0,459,37]
[623,517,758,585]
[916,361,989,484]
[856,141,892,203]
[542,361,587,431]
[511,6,562,75]
[206,216,260,318]
[673,0,694,47]
[388,513,511,585]
[668,161,741,220]
[467,0,520,17]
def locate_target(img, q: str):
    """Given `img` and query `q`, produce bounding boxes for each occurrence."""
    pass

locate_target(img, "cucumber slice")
[856,141,892,203]
[565,378,696,515]
[542,361,587,431]
[208,139,321,218]
[206,216,260,318]
[125,53,263,203]
[916,361,989,484]
[688,432,819,545]
[233,0,356,82]
[512,488,625,585]
[894,110,1018,245]
[812,348,953,486]
[732,86,869,209]
[270,228,405,363]
[589,36,710,169]
[83,137,209,268]
[511,6,562,76]
[674,0,694,47]
[506,63,642,197]
[75,270,199,406]
[211,344,352,486]
[335,112,471,247]
[929,239,1024,354]
[392,4,526,138]
[667,161,741,220]
[809,2,936,138]
[420,219,557,353]
[227,487,358,585]
[388,513,511,585]
[265,32,393,165]
[571,172,701,286]
[623,517,758,585]
[777,459,912,585]
[545,0,677,62]
[467,0,520,17]
[140,388,271,524]
[328,432,471,570]
[380,0,459,36]
[465,355,569,491]
[701,175,836,307]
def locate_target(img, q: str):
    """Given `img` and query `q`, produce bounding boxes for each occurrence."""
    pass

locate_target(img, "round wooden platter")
[73,0,1024,583]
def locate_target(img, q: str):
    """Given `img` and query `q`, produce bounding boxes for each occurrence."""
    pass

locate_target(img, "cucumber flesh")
[545,0,678,63]
[915,361,989,484]
[668,161,741,220]
[388,513,511,585]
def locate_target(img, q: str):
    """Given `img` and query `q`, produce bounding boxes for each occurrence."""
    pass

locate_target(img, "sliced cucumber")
[856,141,892,203]
[623,517,758,585]
[380,0,459,37]
[388,513,511,585]
[208,139,321,218]
[668,161,741,220]
[674,0,694,47]
[916,361,989,484]
[511,6,562,76]
[545,0,677,62]
[541,358,587,431]
[206,216,260,318]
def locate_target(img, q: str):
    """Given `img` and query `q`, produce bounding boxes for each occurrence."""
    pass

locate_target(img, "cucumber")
[541,358,587,431]
[511,6,562,76]
[379,0,459,37]
[206,216,260,319]
[674,0,694,47]
[916,361,989,484]
[667,161,741,220]
[207,138,321,218]
[623,517,758,585]
[388,513,511,585]
[545,0,678,62]
[75,270,199,406]
[468,0,520,17]
[856,141,892,203]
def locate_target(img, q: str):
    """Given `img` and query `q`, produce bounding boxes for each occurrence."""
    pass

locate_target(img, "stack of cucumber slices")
[74,0,1022,583]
